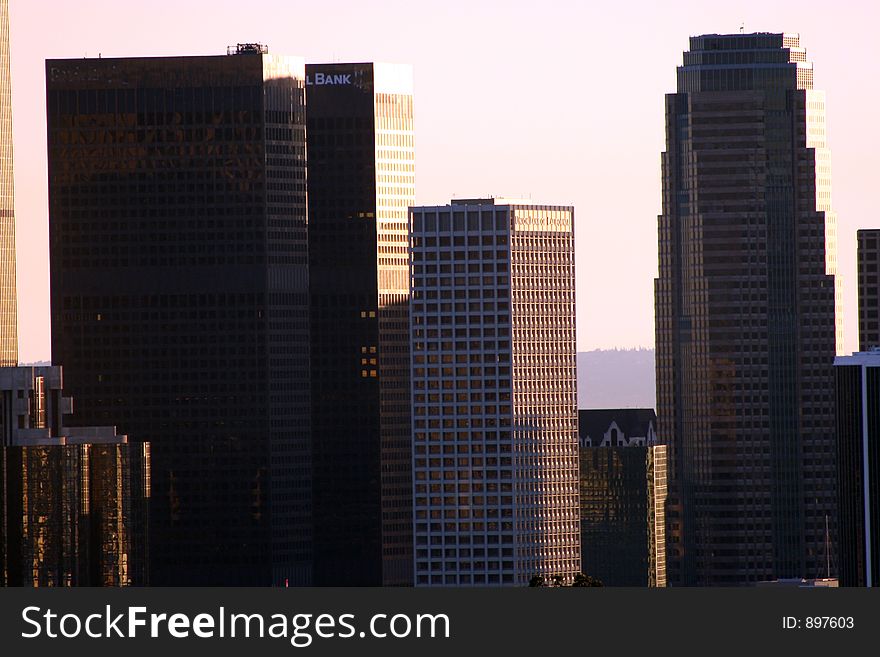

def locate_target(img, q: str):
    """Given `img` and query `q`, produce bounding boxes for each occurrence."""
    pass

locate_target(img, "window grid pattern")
[657,34,838,585]
[375,90,416,586]
[410,202,579,587]
[0,1,17,366]
[510,207,580,582]
[47,53,311,586]
[857,229,880,351]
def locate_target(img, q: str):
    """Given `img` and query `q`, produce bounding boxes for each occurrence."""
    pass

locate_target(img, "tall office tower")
[0,0,17,366]
[857,229,880,350]
[0,366,149,586]
[306,63,414,585]
[834,352,880,587]
[46,45,311,585]
[410,199,580,586]
[578,409,657,586]
[655,33,840,585]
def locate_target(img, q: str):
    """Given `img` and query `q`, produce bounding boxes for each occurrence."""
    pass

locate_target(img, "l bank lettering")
[306,73,352,86]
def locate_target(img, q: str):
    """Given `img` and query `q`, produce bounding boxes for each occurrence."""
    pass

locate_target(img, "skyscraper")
[834,351,880,587]
[46,46,311,585]
[409,198,580,586]
[857,229,880,351]
[655,33,839,585]
[0,0,17,366]
[306,63,414,586]
[578,409,658,586]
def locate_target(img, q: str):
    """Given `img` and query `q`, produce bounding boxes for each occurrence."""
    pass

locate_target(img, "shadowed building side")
[834,353,880,587]
[656,33,839,585]
[46,48,311,586]
[578,408,664,586]
[307,63,414,586]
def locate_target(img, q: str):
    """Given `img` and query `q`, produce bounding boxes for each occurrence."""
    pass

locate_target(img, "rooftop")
[578,408,657,446]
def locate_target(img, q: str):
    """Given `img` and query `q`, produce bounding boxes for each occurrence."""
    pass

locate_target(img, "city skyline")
[0,2,874,592]
[6,0,880,362]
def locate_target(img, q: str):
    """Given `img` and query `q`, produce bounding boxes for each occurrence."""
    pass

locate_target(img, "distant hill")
[578,348,655,410]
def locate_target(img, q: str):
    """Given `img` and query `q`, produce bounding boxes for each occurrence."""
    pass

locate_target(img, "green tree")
[572,572,604,587]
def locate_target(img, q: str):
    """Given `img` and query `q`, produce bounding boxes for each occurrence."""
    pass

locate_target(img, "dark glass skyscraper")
[578,409,657,587]
[0,0,17,366]
[834,352,880,587]
[306,63,414,586]
[656,33,839,585]
[46,47,311,585]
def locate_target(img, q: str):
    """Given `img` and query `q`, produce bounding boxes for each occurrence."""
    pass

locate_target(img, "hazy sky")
[7,0,880,362]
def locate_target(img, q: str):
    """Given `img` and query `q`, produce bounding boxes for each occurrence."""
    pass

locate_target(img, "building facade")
[655,33,839,585]
[857,229,880,351]
[834,352,880,587]
[0,0,17,366]
[410,199,580,586]
[306,63,414,586]
[578,409,662,586]
[46,47,311,585]
[0,366,149,586]
[647,440,668,587]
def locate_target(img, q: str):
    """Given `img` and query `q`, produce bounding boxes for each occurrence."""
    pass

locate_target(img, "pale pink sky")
[8,0,880,362]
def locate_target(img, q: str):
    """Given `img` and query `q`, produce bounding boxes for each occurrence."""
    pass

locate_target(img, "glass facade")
[578,409,659,587]
[410,200,579,586]
[0,366,149,587]
[579,447,648,586]
[306,63,415,586]
[46,50,311,585]
[0,442,149,586]
[834,354,880,587]
[0,0,17,366]
[656,33,839,585]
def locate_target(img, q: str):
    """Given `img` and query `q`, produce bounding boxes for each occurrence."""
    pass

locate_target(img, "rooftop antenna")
[740,23,745,33]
